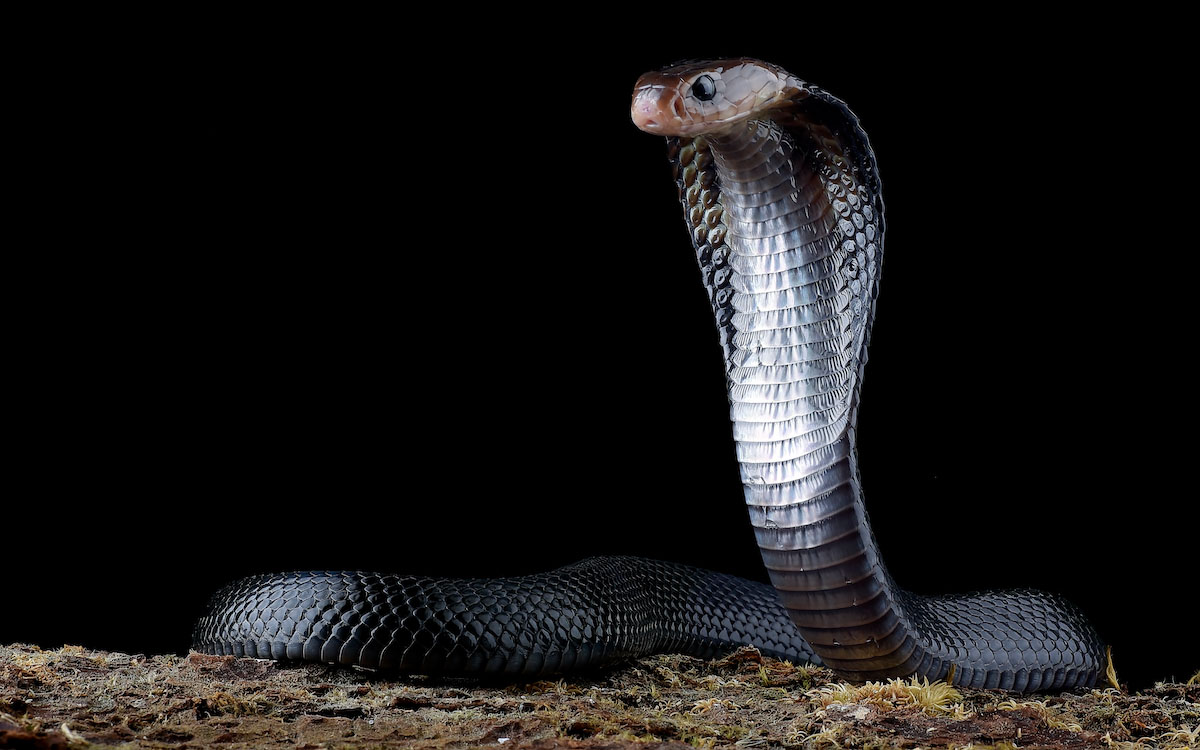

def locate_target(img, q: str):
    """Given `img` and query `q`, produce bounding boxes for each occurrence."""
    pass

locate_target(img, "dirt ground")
[2,643,1196,749]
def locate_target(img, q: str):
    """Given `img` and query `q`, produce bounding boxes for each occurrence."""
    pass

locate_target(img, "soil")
[2,643,1196,749]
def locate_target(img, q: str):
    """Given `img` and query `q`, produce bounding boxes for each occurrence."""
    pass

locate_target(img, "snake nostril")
[631,95,667,132]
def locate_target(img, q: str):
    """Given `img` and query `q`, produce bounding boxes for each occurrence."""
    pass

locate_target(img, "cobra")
[192,58,1106,692]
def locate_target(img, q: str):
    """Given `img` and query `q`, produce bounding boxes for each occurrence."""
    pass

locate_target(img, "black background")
[6,15,1195,691]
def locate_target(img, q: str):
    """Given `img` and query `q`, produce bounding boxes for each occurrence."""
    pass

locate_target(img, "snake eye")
[690,75,716,102]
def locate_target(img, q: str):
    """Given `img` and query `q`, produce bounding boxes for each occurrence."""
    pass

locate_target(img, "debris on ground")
[2,643,1196,748]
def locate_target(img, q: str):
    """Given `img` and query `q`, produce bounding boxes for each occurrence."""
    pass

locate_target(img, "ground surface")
[1,644,1197,749]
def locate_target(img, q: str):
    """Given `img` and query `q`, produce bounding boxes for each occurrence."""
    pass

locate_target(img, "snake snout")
[632,83,692,135]
[631,88,670,133]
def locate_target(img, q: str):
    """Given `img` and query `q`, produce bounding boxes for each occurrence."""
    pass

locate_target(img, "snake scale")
[192,58,1106,692]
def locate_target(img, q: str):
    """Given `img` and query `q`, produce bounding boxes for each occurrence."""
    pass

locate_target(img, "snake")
[192,58,1107,692]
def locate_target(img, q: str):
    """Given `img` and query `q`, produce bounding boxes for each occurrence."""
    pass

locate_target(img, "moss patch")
[2,643,1197,749]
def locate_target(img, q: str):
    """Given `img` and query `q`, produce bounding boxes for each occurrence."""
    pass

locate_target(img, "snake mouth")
[630,86,674,133]
[632,87,737,137]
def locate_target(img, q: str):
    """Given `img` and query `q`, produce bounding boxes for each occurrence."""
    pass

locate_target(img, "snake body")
[193,59,1106,692]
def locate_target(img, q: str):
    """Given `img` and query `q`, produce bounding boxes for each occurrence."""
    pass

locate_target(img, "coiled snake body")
[193,59,1106,692]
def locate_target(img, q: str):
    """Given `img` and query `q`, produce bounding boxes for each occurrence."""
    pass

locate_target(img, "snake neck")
[673,105,930,679]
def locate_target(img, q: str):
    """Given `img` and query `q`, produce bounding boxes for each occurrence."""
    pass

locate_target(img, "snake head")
[631,58,808,136]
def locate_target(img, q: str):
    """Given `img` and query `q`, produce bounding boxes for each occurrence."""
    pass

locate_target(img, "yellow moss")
[0,711,29,732]
[995,698,1083,732]
[655,666,682,688]
[716,724,749,741]
[1106,646,1121,691]
[523,679,583,695]
[794,720,846,748]
[809,677,965,716]
[755,658,810,688]
[1157,723,1199,749]
[614,730,662,743]
[1188,670,1199,686]
[698,675,745,691]
[59,722,86,746]
[201,690,261,717]
[689,697,738,714]
[813,681,859,706]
